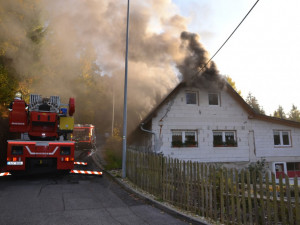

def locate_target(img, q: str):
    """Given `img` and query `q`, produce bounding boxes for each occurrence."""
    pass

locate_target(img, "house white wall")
[147,87,300,167]
[252,119,300,160]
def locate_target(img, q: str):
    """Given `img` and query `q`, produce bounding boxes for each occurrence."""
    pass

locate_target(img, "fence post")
[196,162,201,215]
[185,161,189,211]
[205,165,209,217]
[259,172,266,224]
[279,174,286,224]
[212,166,217,221]
[294,176,300,225]
[201,164,205,217]
[285,174,293,225]
[235,169,241,225]
[246,170,253,225]
[224,167,229,225]
[192,162,197,213]
[271,173,278,224]
[171,158,175,205]
[230,169,235,224]
[252,170,259,224]
[265,172,272,224]
[209,166,213,219]
[240,170,247,224]
[175,159,179,207]
[179,160,183,208]
[220,168,224,224]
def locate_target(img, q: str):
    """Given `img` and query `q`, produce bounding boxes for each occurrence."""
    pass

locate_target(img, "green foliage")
[0,64,18,106]
[184,140,197,146]
[273,105,286,119]
[213,138,223,146]
[245,92,265,114]
[103,132,122,170]
[171,140,184,147]
[171,140,198,147]
[288,104,300,122]
[213,139,237,147]
[0,0,44,116]
[247,158,266,182]
[104,148,122,170]
[248,159,266,173]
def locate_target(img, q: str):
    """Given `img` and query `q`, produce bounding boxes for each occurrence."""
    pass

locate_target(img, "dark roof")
[141,81,300,128]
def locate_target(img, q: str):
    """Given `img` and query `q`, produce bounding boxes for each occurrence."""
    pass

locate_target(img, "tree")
[288,105,300,122]
[245,92,265,114]
[0,0,44,116]
[225,75,242,96]
[273,105,286,119]
[0,64,18,105]
[0,63,18,116]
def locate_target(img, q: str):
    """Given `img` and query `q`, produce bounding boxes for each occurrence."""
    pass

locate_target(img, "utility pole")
[111,85,115,136]
[122,0,130,178]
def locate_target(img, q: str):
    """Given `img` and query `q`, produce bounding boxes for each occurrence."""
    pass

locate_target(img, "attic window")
[186,92,197,104]
[208,93,219,105]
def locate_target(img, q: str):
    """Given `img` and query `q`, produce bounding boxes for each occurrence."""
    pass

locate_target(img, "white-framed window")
[273,130,291,146]
[171,130,197,147]
[186,92,197,105]
[213,130,237,147]
[208,93,219,105]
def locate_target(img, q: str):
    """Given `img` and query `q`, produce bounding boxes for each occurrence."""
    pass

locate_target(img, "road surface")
[0,150,190,225]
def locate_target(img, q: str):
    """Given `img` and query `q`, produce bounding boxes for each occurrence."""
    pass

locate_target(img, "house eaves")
[141,82,185,125]
[225,84,300,128]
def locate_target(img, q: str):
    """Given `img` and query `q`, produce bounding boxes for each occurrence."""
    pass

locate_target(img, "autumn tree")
[273,105,286,119]
[288,105,300,122]
[245,92,265,114]
[225,75,242,96]
[0,63,18,116]
[0,0,44,115]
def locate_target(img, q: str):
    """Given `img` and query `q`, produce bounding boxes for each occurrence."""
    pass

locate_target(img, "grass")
[104,149,122,170]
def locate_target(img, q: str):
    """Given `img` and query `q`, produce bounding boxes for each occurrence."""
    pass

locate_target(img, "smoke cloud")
[0,0,225,133]
[178,31,226,90]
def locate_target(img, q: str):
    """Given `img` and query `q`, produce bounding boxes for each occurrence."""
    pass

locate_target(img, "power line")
[200,0,260,72]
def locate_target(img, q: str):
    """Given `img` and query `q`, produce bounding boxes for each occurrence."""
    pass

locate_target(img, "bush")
[103,134,122,170]
[247,158,266,182]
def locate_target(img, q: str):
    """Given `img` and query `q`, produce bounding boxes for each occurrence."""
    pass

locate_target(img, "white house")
[129,82,300,180]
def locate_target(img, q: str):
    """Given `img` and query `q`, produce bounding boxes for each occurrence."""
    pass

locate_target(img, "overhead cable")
[200,0,260,72]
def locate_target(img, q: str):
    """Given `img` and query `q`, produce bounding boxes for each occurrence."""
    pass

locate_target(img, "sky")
[172,0,300,115]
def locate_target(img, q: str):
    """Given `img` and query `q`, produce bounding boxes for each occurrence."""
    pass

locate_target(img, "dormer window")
[186,92,197,105]
[208,93,219,105]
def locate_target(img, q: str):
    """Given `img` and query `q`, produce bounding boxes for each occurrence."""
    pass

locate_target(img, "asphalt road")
[0,150,190,225]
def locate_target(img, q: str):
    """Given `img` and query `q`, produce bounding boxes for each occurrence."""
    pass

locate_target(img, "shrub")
[103,134,122,170]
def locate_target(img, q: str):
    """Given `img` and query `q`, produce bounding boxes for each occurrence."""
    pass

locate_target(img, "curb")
[92,153,210,225]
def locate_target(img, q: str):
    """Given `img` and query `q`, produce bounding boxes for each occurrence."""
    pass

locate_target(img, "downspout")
[140,123,157,153]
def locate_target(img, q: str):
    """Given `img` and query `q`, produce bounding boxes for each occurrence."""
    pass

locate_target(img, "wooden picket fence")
[126,149,300,225]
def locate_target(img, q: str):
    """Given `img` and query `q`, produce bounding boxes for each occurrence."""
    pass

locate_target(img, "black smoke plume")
[178,31,225,90]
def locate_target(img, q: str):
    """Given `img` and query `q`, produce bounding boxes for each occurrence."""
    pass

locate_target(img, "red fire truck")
[71,124,96,151]
[3,94,75,174]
